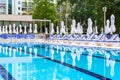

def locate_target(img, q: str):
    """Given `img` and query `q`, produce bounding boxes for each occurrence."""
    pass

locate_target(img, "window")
[18,1,20,4]
[22,2,27,8]
[18,13,20,15]
[8,0,12,14]
[18,7,20,10]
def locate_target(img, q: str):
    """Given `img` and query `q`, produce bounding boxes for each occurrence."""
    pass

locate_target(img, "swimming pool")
[0,42,120,80]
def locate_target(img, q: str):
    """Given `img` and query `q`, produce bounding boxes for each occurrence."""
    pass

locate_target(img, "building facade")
[0,0,6,14]
[0,0,33,15]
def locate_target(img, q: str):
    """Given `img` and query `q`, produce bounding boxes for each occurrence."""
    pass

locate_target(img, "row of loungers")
[0,34,35,39]
[49,34,120,42]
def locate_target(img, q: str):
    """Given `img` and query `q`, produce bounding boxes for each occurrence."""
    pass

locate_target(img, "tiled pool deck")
[0,38,119,49]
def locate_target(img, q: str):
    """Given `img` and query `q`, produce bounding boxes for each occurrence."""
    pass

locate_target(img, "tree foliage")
[57,0,120,33]
[57,0,71,21]
[32,0,57,23]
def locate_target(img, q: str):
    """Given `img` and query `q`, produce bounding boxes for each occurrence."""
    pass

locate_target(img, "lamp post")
[94,20,96,27]
[65,14,68,34]
[94,20,97,34]
[102,6,107,31]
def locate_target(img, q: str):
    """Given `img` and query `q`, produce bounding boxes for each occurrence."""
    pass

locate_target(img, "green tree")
[57,0,71,21]
[32,0,57,23]
[57,0,120,34]
[57,0,72,33]
[94,0,120,34]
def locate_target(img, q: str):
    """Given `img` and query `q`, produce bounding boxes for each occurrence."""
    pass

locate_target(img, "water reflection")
[45,46,48,52]
[62,77,70,80]
[60,51,65,63]
[5,47,8,55]
[71,53,76,66]
[9,47,12,56]
[0,45,38,80]
[19,47,22,55]
[104,50,116,77]
[87,49,93,70]
[71,47,77,66]
[105,52,110,67]
[56,45,118,78]
[111,51,118,56]
[109,59,115,77]
[29,47,32,57]
[50,46,54,60]
[76,48,82,61]
[85,48,117,78]
[0,43,119,80]
[13,48,16,58]
[2,47,5,54]
[34,48,37,58]
[56,45,59,54]
[24,46,27,55]
[0,45,2,53]
[52,68,58,80]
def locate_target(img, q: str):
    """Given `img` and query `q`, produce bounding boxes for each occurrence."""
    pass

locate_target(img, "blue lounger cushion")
[28,34,35,39]
[1,34,7,39]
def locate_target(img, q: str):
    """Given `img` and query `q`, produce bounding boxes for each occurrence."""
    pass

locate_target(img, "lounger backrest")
[110,34,118,40]
[98,34,104,40]
[87,34,96,40]
[80,35,87,40]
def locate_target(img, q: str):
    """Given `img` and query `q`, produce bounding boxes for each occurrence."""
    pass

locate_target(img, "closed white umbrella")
[60,26,66,35]
[24,26,27,34]
[60,21,66,34]
[110,14,116,34]
[29,23,32,33]
[56,26,59,34]
[77,23,80,33]
[71,19,76,34]
[71,24,76,34]
[2,26,5,34]
[16,27,19,34]
[45,27,48,34]
[13,23,16,34]
[9,24,12,34]
[34,24,37,34]
[50,23,54,34]
[19,24,22,33]
[101,27,103,34]
[65,27,68,35]
[87,18,93,35]
[105,19,110,34]
[5,25,8,34]
[80,25,83,35]
[77,22,83,35]
[95,26,98,34]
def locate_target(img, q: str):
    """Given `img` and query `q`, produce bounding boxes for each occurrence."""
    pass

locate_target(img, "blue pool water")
[0,42,120,80]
